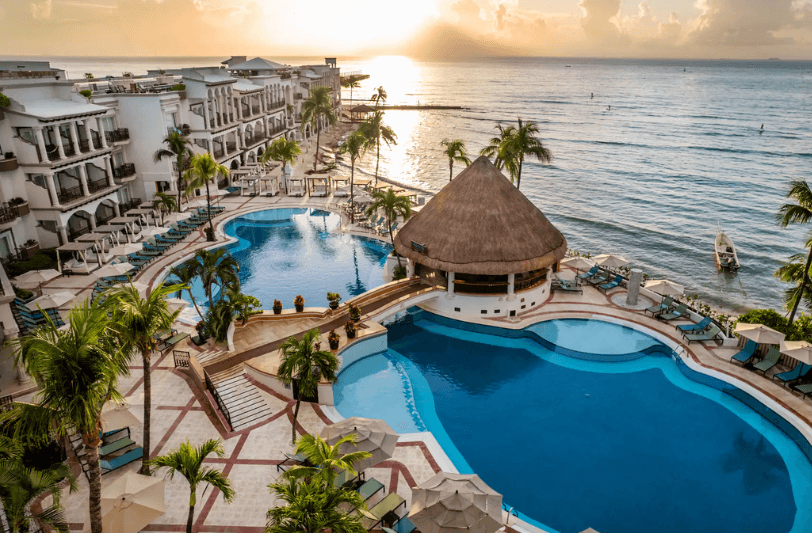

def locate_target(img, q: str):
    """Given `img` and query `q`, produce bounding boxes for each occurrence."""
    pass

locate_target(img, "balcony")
[269,101,285,111]
[57,186,84,205]
[167,125,192,137]
[213,148,225,159]
[226,142,237,153]
[269,126,286,137]
[92,136,103,150]
[0,204,21,225]
[79,139,91,153]
[172,159,192,174]
[294,94,303,101]
[62,143,76,158]
[87,177,110,194]
[251,105,260,115]
[113,163,136,179]
[119,198,143,214]
[105,128,130,143]
[0,157,18,173]
[243,135,262,147]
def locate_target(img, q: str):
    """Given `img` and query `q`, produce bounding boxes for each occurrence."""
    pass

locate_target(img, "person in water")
[607,105,611,111]
[591,93,594,99]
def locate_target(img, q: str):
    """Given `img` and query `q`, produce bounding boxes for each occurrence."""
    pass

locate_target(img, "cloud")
[578,0,621,40]
[688,0,806,46]
[30,0,52,19]
[450,0,482,24]
[621,2,682,45]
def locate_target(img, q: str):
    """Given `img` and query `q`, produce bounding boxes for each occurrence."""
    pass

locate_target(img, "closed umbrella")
[27,291,74,311]
[560,257,595,273]
[735,323,785,345]
[643,279,684,297]
[100,472,165,533]
[110,243,144,256]
[165,212,192,224]
[166,297,189,312]
[409,472,502,533]
[320,417,399,472]
[780,340,812,365]
[593,254,629,269]
[142,226,170,237]
[96,263,135,278]
[100,398,143,432]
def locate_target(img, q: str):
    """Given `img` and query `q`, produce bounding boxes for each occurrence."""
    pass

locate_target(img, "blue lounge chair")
[99,447,143,474]
[577,266,599,282]
[752,347,782,375]
[392,517,417,533]
[552,278,583,294]
[684,326,722,345]
[792,382,812,399]
[360,493,406,530]
[598,275,623,293]
[677,316,712,335]
[276,452,311,472]
[773,363,812,386]
[645,296,674,316]
[656,303,689,322]
[730,340,758,364]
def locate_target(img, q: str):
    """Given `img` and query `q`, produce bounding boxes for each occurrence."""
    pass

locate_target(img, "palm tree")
[282,433,370,488]
[370,86,387,107]
[300,86,337,172]
[105,281,184,474]
[500,118,552,190]
[777,180,812,323]
[774,250,812,316]
[479,124,515,170]
[359,111,397,186]
[171,262,204,318]
[152,192,177,224]
[1,299,129,533]
[150,439,235,533]
[278,329,339,444]
[440,139,471,182]
[340,75,362,106]
[266,477,366,533]
[366,188,412,268]
[184,153,229,238]
[189,248,240,309]
[154,131,192,213]
[337,131,368,221]
[0,460,76,533]
[260,136,302,175]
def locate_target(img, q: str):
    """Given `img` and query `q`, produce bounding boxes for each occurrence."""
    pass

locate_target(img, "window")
[156,181,170,193]
[454,307,460,312]
[0,233,12,259]
[102,117,115,132]
[17,128,36,145]
[112,152,124,167]
[29,174,47,188]
[481,310,487,314]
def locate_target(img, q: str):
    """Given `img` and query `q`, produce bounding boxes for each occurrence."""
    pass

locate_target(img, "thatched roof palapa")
[394,156,567,276]
[350,104,376,113]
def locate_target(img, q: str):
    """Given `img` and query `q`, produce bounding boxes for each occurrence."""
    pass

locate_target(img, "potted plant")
[348,303,361,322]
[4,152,14,160]
[327,292,341,310]
[0,93,9,119]
[344,321,356,339]
[294,295,305,312]
[21,238,39,259]
[328,330,340,350]
[273,299,283,315]
[79,89,92,99]
[8,197,28,216]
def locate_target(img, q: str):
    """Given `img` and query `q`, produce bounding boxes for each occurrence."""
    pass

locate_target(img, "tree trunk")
[390,221,401,269]
[349,160,355,223]
[177,155,184,213]
[85,440,104,533]
[186,498,195,533]
[188,290,204,319]
[789,247,812,323]
[313,126,321,171]
[205,181,214,237]
[516,156,523,190]
[449,160,453,182]
[291,398,301,445]
[375,136,381,186]
[139,349,152,475]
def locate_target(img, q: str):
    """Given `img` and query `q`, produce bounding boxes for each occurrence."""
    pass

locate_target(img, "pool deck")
[19,198,812,533]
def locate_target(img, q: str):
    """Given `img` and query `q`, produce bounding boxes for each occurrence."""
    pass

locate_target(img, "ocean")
[30,55,812,314]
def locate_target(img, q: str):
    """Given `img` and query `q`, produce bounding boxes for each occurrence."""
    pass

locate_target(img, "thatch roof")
[393,156,567,275]
[350,104,375,113]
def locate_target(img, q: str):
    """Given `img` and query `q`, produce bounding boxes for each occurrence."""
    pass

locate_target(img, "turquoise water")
[178,208,390,311]
[334,313,812,533]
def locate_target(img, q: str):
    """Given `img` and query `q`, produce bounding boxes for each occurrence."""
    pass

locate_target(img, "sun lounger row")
[730,340,812,397]
[78,427,142,478]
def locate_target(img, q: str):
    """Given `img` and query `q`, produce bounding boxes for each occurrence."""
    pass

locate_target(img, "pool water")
[176,208,390,311]
[334,311,812,533]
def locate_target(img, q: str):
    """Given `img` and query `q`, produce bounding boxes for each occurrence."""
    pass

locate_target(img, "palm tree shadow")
[721,432,785,495]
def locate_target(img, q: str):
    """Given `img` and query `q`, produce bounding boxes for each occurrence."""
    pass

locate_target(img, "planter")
[329,340,339,350]
[329,301,339,310]
[273,307,282,315]
[346,330,356,339]
[13,202,29,216]
[22,242,39,260]
[350,315,360,323]
[295,304,304,312]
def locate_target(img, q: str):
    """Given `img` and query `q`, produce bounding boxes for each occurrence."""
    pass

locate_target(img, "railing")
[244,135,262,146]
[168,126,191,136]
[269,126,286,136]
[453,279,509,295]
[209,118,216,128]
[226,142,237,153]
[105,128,130,143]
[119,198,142,214]
[79,139,91,152]
[113,163,136,178]
[213,148,225,158]
[251,104,260,114]
[67,225,92,241]
[172,159,192,173]
[62,143,76,158]
[173,350,190,368]
[0,205,21,225]
[87,178,109,194]
[222,113,233,123]
[92,136,102,150]
[0,70,59,79]
[204,370,233,430]
[515,270,548,292]
[57,186,84,204]
[293,94,303,101]
[0,395,14,412]
[269,101,285,110]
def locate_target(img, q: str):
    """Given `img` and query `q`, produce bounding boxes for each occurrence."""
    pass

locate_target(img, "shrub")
[79,90,92,98]
[348,303,361,321]
[13,286,32,300]
[8,197,25,205]
[293,295,305,306]
[273,299,283,310]
[393,265,407,280]
[328,330,340,343]
[5,250,57,277]
[0,93,10,108]
[327,292,341,304]
[171,83,186,91]
[344,321,356,335]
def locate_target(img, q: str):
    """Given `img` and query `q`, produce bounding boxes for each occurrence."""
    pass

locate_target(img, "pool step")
[211,370,275,431]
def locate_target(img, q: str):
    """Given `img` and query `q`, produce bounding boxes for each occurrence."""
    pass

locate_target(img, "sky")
[0,0,811,59]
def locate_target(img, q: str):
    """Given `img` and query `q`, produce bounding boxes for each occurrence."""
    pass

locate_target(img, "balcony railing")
[105,128,130,143]
[62,143,76,158]
[167,125,192,137]
[92,136,102,150]
[172,160,192,174]
[0,204,21,225]
[119,198,143,214]
[113,163,136,179]
[213,148,225,158]
[251,105,260,114]
[244,135,262,146]
[269,126,286,136]
[57,186,84,204]
[88,178,109,194]
[294,94,303,101]
[226,142,237,153]
[79,139,91,152]
[269,101,285,110]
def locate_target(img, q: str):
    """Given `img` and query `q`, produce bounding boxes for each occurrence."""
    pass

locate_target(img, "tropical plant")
[1,299,129,533]
[84,73,94,79]
[479,124,515,170]
[327,292,341,305]
[358,111,397,186]
[273,299,283,312]
[294,295,305,307]
[105,281,184,474]
[171,83,186,91]
[278,329,339,444]
[282,433,370,487]
[347,303,361,321]
[0,460,77,533]
[777,180,812,323]
[184,153,229,238]
[340,75,362,105]
[154,130,192,213]
[79,90,92,99]
[170,262,204,318]
[337,131,368,218]
[370,86,387,107]
[440,139,470,182]
[188,248,240,309]
[226,288,261,325]
[366,188,412,268]
[499,118,552,190]
[0,93,9,108]
[266,476,366,533]
[300,86,337,172]
[153,191,177,216]
[150,439,235,533]
[261,136,301,173]
[344,321,356,336]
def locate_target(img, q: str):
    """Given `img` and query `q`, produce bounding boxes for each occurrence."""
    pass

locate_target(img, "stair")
[209,367,275,431]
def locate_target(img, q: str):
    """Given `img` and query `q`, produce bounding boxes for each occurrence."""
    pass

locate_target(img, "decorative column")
[89,215,97,230]
[34,126,48,162]
[69,121,81,154]
[507,273,516,299]
[77,164,90,196]
[45,171,60,207]
[203,99,211,129]
[447,271,455,296]
[406,259,415,278]
[626,268,643,307]
[83,119,93,149]
[55,125,67,159]
[113,202,120,216]
[104,157,115,187]
[96,117,108,147]
[236,96,242,120]
[58,225,68,244]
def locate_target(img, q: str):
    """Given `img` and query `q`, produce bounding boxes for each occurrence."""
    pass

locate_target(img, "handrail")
[173,350,190,368]
[204,370,233,431]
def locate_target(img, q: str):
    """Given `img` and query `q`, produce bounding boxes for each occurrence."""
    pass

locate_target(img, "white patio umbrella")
[780,340,812,365]
[110,243,144,256]
[409,472,503,533]
[165,211,192,224]
[100,472,165,533]
[320,417,399,472]
[14,269,61,291]
[186,199,208,210]
[100,398,144,432]
[734,323,785,345]
[166,297,189,312]
[353,192,373,205]
[210,188,231,198]
[643,279,685,297]
[593,254,629,269]
[335,185,366,198]
[96,263,135,278]
[27,291,75,311]
[560,257,595,273]
[141,226,170,237]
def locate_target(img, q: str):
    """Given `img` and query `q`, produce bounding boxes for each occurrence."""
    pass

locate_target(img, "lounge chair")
[360,493,406,530]
[99,447,143,474]
[552,278,583,294]
[97,437,136,457]
[356,478,385,501]
[587,271,610,286]
[677,316,712,335]
[773,363,812,386]
[577,265,599,282]
[158,333,190,351]
[645,296,674,316]
[334,469,365,490]
[389,517,417,533]
[598,275,623,293]
[656,303,689,322]
[752,347,782,375]
[792,382,812,399]
[730,340,758,364]
[276,452,310,472]
[684,325,722,345]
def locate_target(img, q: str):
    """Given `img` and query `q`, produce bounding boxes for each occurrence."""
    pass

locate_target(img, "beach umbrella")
[210,188,231,198]
[141,226,170,237]
[99,472,165,533]
[166,297,189,312]
[164,211,192,224]
[560,257,595,273]
[186,199,208,210]
[100,397,144,432]
[14,269,61,291]
[643,279,684,297]
[409,472,502,533]
[593,254,629,269]
[320,417,399,472]
[96,263,135,278]
[27,291,75,311]
[110,243,144,256]
[780,340,812,365]
[335,184,366,198]
[734,323,785,345]
[353,192,373,205]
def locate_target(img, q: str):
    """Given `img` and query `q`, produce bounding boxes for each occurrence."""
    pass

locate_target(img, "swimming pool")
[177,208,390,311]
[334,309,812,533]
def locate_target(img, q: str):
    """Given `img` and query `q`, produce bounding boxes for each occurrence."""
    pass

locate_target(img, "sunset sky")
[1,0,811,59]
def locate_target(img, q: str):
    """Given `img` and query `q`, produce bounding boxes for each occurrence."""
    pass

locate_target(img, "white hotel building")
[0,56,341,254]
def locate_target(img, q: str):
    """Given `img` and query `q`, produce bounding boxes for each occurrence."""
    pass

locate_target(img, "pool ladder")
[502,504,519,526]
